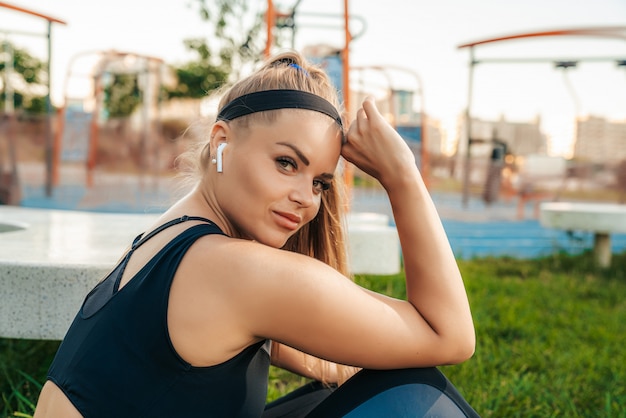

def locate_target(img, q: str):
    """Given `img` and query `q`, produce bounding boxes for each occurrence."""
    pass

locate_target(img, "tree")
[163,1,271,100]
[0,42,48,114]
[166,1,299,101]
[187,0,268,78]
[103,73,141,118]
[166,0,294,102]
[165,38,230,99]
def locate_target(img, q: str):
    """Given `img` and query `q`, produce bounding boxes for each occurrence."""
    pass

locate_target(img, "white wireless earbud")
[216,143,227,173]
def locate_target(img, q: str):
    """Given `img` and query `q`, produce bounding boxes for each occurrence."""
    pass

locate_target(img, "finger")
[361,96,376,114]
[361,97,384,122]
[353,107,367,136]
[346,119,359,143]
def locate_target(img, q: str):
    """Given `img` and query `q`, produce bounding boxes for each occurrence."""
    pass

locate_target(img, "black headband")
[216,89,344,131]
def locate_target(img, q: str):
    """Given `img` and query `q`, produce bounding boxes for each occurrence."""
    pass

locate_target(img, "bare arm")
[271,343,360,384]
[341,97,475,362]
[193,98,474,370]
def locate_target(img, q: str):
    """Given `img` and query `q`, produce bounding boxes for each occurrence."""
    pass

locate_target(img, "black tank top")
[47,216,270,417]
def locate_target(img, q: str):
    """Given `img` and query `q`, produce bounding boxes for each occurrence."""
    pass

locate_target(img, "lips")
[273,210,302,231]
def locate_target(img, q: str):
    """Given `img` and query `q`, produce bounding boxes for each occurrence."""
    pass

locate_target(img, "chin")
[246,224,298,249]
[253,234,290,249]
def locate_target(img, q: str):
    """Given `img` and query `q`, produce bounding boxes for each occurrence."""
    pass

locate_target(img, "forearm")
[342,97,474,363]
[271,343,360,384]
[384,165,474,354]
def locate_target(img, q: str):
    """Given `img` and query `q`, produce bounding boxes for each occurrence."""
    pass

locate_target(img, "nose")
[289,178,316,208]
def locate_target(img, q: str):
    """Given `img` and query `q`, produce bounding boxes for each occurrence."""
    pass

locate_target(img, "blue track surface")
[442,218,626,259]
[352,189,626,260]
[18,183,626,260]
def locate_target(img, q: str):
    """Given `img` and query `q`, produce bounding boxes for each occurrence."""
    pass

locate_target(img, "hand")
[342,97,417,188]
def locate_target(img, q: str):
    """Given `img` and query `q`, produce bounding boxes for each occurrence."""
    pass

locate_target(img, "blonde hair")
[179,51,354,383]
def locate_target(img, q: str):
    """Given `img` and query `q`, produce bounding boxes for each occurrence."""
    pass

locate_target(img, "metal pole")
[155,61,163,182]
[87,66,103,188]
[342,0,353,192]
[44,21,53,197]
[140,59,150,174]
[265,0,274,58]
[290,0,302,49]
[462,46,475,208]
[2,39,20,204]
[3,40,14,114]
[342,0,351,116]
[409,70,428,187]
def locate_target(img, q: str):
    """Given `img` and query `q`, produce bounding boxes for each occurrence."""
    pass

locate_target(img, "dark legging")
[263,367,480,418]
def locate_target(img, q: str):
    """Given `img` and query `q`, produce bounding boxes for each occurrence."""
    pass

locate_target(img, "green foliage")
[0,42,48,114]
[20,96,47,114]
[164,0,272,100]
[0,339,59,417]
[103,73,141,118]
[447,251,626,417]
[272,251,626,416]
[354,271,407,298]
[267,366,310,403]
[0,44,45,84]
[165,38,230,99]
[3,251,626,416]
[189,0,265,66]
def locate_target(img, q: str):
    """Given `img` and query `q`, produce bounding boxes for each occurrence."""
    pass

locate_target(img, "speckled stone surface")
[0,206,158,340]
[348,224,400,275]
[346,213,401,275]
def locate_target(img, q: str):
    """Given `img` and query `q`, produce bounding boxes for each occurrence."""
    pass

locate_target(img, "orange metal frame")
[0,1,66,24]
[53,50,165,187]
[458,27,626,49]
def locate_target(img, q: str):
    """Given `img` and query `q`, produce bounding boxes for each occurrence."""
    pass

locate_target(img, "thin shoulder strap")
[112,216,218,294]
[132,215,216,251]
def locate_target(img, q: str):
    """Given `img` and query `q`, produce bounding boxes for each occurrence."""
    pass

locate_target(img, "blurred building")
[452,114,551,194]
[454,114,546,159]
[573,116,626,163]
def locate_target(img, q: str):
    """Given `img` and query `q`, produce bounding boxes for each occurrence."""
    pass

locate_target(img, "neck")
[173,183,239,239]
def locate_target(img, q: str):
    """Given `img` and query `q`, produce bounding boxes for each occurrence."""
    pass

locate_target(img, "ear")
[209,121,230,157]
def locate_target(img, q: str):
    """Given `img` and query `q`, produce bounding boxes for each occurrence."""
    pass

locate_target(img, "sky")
[1,0,625,156]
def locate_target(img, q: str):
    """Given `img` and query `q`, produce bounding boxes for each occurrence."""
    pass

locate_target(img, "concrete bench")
[346,212,400,275]
[539,202,626,268]
[0,207,158,340]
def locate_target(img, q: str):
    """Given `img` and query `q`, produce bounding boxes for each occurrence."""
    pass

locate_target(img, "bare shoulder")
[180,234,357,327]
[184,234,343,288]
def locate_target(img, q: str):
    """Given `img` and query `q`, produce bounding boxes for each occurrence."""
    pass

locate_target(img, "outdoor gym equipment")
[457,26,626,207]
[53,50,166,187]
[0,1,66,199]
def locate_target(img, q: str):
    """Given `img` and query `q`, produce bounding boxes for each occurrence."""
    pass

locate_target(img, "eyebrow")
[277,142,309,166]
[276,142,334,180]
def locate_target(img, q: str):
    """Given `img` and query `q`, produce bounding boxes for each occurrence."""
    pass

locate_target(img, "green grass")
[444,251,626,417]
[1,339,59,418]
[3,251,626,417]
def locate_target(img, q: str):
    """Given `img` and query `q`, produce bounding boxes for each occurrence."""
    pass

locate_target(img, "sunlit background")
[2,0,625,158]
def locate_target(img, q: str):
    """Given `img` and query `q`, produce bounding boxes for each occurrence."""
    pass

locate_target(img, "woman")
[34,51,476,417]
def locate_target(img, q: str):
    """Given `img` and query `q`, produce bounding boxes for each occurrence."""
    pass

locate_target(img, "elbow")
[446,330,476,365]
[453,340,476,365]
